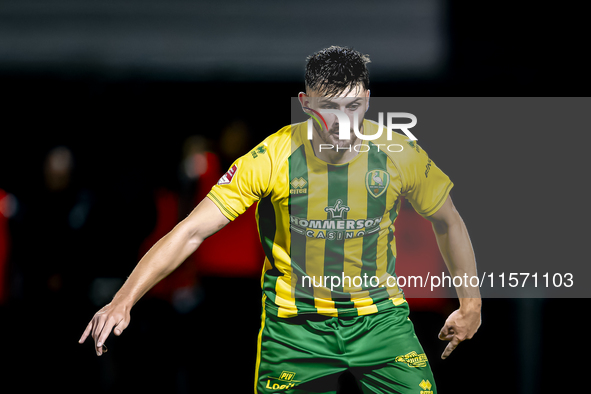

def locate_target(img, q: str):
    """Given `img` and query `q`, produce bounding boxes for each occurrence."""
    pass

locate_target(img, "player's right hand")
[78,302,131,356]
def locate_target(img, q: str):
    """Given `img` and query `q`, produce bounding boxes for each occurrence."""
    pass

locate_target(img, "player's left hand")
[438,305,481,359]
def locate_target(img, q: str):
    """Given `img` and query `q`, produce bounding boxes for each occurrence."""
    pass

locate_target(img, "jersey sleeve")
[207,143,273,221]
[397,141,453,217]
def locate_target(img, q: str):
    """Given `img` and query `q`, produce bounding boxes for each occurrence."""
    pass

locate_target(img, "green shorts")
[254,302,436,394]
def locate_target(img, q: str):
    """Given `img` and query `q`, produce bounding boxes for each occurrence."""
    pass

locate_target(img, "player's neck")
[310,126,363,165]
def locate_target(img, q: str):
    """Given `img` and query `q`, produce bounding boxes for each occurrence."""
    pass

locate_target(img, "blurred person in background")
[1,145,99,388]
[15,146,93,305]
[80,46,480,394]
[139,131,263,313]
[123,131,264,392]
[0,188,17,305]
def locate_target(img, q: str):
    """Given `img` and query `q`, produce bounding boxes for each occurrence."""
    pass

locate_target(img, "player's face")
[300,86,370,149]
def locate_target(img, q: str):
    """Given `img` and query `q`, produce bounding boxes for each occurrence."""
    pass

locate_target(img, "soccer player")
[79,46,481,393]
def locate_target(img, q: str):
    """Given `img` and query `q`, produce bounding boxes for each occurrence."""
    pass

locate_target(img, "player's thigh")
[255,311,346,394]
[354,362,436,394]
[349,306,437,394]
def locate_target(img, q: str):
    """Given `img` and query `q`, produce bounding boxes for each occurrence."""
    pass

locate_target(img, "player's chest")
[281,160,403,218]
[278,162,400,240]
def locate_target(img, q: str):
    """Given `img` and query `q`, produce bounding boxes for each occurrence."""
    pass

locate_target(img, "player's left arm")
[425,195,482,359]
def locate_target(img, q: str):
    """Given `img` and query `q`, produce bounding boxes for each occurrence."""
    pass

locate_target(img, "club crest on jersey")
[217,165,237,185]
[365,169,390,198]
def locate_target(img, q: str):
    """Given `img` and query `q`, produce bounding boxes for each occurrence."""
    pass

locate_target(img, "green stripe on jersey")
[323,164,350,307]
[386,199,400,276]
[361,143,391,307]
[258,195,279,306]
[289,144,316,313]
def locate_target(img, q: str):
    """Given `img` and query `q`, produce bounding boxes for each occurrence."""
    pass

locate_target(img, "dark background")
[0,1,589,393]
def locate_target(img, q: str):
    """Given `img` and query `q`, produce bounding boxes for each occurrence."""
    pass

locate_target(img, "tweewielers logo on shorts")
[395,351,428,367]
[217,165,237,185]
[264,371,300,391]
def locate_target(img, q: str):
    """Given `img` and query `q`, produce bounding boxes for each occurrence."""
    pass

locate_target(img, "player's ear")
[299,92,314,116]
[298,92,310,109]
[366,89,371,112]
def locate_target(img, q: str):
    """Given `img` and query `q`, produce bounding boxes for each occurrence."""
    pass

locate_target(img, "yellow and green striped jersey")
[207,119,453,318]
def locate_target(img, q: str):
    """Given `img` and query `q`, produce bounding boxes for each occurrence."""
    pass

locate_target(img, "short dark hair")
[305,46,371,97]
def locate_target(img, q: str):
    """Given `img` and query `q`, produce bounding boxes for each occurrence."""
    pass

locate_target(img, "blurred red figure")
[0,189,11,304]
[140,132,264,310]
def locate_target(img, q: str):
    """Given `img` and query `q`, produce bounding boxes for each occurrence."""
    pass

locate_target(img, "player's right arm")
[78,197,230,356]
[79,129,283,356]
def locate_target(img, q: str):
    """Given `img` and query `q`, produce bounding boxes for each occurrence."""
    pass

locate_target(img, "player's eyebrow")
[346,98,362,105]
[317,98,336,104]
[317,98,362,105]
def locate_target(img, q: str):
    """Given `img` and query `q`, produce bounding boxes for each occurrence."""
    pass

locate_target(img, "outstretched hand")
[79,302,131,356]
[438,307,481,359]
